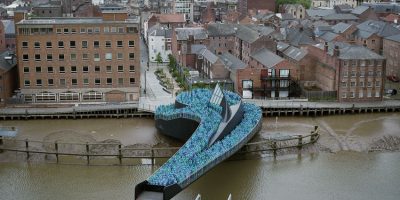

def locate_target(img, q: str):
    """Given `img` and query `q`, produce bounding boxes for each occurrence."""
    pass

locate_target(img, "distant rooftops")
[251,48,284,68]
[176,27,208,40]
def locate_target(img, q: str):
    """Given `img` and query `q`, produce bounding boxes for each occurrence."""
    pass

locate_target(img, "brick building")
[0,50,17,106]
[238,0,276,17]
[383,34,400,77]
[15,13,140,103]
[307,42,385,102]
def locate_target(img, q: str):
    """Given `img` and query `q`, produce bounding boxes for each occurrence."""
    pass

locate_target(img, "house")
[0,50,17,106]
[148,25,173,63]
[307,42,385,102]
[311,0,329,8]
[280,4,306,19]
[383,34,400,77]
[144,13,186,42]
[331,22,357,41]
[354,20,400,54]
[322,13,359,25]
[246,48,296,98]
[218,52,247,93]
[306,8,336,20]
[351,5,378,22]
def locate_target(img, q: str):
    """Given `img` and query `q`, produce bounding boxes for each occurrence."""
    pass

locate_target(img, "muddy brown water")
[1,113,400,199]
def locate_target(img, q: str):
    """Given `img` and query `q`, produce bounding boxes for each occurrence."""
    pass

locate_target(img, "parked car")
[387,75,400,82]
[385,89,398,96]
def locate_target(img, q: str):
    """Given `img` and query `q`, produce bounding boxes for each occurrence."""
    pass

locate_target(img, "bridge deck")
[136,191,163,200]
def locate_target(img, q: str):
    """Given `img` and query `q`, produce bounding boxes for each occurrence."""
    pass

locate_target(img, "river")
[1,113,400,199]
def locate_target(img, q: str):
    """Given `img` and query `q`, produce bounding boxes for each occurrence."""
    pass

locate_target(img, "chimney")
[324,42,328,52]
[333,45,340,57]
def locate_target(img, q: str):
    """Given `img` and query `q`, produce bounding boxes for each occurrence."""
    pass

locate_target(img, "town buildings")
[383,34,400,77]
[15,11,141,103]
[148,25,173,62]
[0,50,17,106]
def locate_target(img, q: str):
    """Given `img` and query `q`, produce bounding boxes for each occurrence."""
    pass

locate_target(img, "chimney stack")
[333,45,340,57]
[324,42,328,52]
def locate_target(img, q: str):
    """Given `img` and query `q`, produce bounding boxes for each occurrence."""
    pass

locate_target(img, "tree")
[155,52,163,67]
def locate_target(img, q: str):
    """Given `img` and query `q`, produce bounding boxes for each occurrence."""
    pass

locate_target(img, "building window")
[59,92,79,101]
[93,41,99,48]
[369,60,374,66]
[367,81,372,87]
[343,71,348,77]
[22,41,28,48]
[343,60,348,66]
[351,71,356,77]
[129,53,135,60]
[72,79,77,86]
[33,54,41,62]
[111,27,117,32]
[105,41,111,48]
[375,90,380,97]
[36,79,42,86]
[71,53,76,61]
[350,91,355,98]
[352,60,357,66]
[71,66,77,73]
[118,65,123,72]
[23,67,29,73]
[129,65,135,72]
[80,28,86,33]
[83,91,102,101]
[372,40,375,44]
[359,81,364,87]
[82,53,89,60]
[58,41,64,48]
[46,41,52,48]
[105,53,112,61]
[342,92,347,98]
[60,79,66,86]
[130,78,135,84]
[106,78,112,85]
[34,42,40,48]
[95,66,100,72]
[83,66,89,73]
[83,78,89,86]
[94,53,100,61]
[377,60,382,66]
[82,41,88,48]
[117,53,123,60]
[359,90,363,98]
[47,54,53,61]
[24,80,30,87]
[118,78,123,85]
[58,54,64,61]
[63,28,69,34]
[376,71,381,77]
[94,27,100,33]
[70,41,76,48]
[117,41,123,47]
[360,60,366,66]
[95,78,101,85]
[47,66,54,73]
[128,40,134,47]
[48,79,54,86]
[87,28,93,34]
[118,27,124,33]
[60,66,65,73]
[71,28,77,34]
[375,81,380,87]
[360,71,365,77]
[23,54,29,61]
[350,81,356,87]
[104,27,109,33]
[106,65,112,72]
[56,28,62,34]
[368,71,374,76]
[36,66,41,73]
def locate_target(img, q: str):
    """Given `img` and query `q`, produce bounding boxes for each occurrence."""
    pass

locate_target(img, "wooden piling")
[86,142,90,165]
[55,141,59,163]
[118,144,122,165]
[25,139,29,159]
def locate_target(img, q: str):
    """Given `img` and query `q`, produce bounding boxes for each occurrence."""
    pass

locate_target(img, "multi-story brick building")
[383,34,400,77]
[353,20,400,55]
[15,13,141,103]
[0,50,17,106]
[307,42,386,102]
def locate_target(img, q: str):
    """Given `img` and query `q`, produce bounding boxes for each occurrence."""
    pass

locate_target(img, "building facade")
[383,34,400,77]
[148,26,172,62]
[15,14,141,103]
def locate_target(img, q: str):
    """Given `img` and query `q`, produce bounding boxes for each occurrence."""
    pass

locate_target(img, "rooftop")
[351,6,369,15]
[176,27,208,40]
[152,13,186,23]
[251,48,284,68]
[331,22,352,34]
[0,51,17,72]
[385,34,400,43]
[322,13,359,21]
[357,20,400,38]
[218,52,246,71]
[283,46,308,61]
[17,17,139,25]
[1,20,15,34]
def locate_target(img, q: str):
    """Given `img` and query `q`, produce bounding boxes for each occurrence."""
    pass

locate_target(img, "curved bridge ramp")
[135,87,262,200]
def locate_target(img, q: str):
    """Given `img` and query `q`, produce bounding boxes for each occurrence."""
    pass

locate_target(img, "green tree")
[155,52,163,67]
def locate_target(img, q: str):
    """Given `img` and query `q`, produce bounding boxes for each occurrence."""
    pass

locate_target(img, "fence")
[300,86,337,100]
[0,127,319,165]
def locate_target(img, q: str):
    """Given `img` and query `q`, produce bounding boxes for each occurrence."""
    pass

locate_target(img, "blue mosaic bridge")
[135,85,262,200]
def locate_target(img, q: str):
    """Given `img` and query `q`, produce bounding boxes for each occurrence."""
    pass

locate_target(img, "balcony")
[260,75,291,81]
